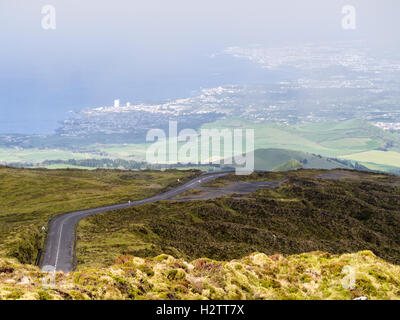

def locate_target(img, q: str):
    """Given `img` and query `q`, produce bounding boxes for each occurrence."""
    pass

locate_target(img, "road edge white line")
[54,220,64,270]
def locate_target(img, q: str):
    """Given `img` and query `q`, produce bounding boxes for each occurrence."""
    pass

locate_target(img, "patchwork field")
[0,147,100,164]
[341,150,400,168]
[2,119,400,173]
[203,118,400,158]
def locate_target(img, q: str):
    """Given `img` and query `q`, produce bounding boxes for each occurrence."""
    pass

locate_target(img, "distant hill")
[272,158,304,171]
[203,118,400,158]
[251,148,362,171]
[2,118,400,174]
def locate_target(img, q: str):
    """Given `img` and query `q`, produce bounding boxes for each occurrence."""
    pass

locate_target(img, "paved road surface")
[40,171,231,272]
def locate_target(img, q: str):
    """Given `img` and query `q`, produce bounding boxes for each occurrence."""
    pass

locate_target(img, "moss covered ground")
[0,250,399,300]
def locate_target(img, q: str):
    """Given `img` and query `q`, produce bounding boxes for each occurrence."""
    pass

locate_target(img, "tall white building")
[114,99,120,108]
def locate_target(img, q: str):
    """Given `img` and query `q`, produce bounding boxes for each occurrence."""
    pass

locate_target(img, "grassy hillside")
[202,117,400,172]
[0,166,199,264]
[0,147,102,164]
[76,169,400,269]
[1,250,399,300]
[342,150,400,167]
[252,148,354,171]
[3,118,400,173]
[202,118,400,158]
[272,159,304,171]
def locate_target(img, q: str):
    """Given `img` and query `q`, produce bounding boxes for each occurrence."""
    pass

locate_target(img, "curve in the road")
[40,171,231,272]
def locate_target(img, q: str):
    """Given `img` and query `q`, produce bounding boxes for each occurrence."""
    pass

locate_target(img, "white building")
[114,99,120,108]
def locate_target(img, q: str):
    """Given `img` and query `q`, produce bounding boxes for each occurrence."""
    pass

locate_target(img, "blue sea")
[0,51,288,135]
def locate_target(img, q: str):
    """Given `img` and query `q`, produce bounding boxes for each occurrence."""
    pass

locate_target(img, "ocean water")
[0,53,287,135]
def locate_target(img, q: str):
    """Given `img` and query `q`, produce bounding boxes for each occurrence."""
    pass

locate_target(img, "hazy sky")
[0,0,399,133]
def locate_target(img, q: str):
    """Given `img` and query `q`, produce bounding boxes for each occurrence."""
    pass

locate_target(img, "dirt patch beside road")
[174,180,286,201]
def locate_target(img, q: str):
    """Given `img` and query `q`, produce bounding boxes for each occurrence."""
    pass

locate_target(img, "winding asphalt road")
[40,171,231,273]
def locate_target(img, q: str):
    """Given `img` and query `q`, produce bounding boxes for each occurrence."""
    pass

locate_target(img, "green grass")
[341,150,400,167]
[90,143,149,161]
[356,161,400,174]
[0,166,200,263]
[202,118,400,158]
[76,169,400,269]
[0,147,100,163]
[39,164,96,170]
[3,118,400,173]
[272,159,304,171]
[320,137,380,150]
[252,149,353,171]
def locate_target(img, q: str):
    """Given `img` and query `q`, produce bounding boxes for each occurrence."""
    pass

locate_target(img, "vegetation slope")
[77,170,400,268]
[202,118,400,157]
[1,250,399,300]
[2,167,400,300]
[251,148,358,171]
[0,166,199,264]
